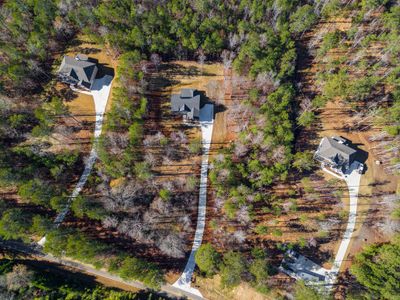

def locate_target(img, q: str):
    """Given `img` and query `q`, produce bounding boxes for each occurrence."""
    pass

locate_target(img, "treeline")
[89,0,316,80]
[0,258,166,299]
[0,0,98,94]
[348,235,400,299]
[0,201,164,289]
[195,243,271,293]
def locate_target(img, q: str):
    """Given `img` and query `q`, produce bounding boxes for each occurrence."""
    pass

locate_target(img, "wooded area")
[0,0,399,299]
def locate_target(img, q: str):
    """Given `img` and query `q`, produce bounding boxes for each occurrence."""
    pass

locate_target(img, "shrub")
[159,189,171,201]
[188,138,202,154]
[254,225,269,235]
[272,229,283,237]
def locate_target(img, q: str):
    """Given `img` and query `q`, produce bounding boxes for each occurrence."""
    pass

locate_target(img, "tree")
[6,264,33,291]
[293,280,324,300]
[350,236,400,299]
[150,53,162,71]
[195,243,221,276]
[31,215,52,236]
[290,5,318,34]
[249,258,269,284]
[157,233,185,258]
[134,162,153,181]
[292,151,315,172]
[220,251,245,288]
[118,256,163,289]
[44,229,68,257]
[297,111,316,128]
[0,209,32,241]
[71,196,105,220]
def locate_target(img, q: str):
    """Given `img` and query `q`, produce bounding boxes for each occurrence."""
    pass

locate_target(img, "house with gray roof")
[171,89,202,120]
[314,136,358,172]
[58,54,98,90]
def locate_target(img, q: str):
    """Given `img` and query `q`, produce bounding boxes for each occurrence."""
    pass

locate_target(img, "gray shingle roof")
[171,89,201,119]
[316,137,357,166]
[180,88,195,98]
[58,55,97,86]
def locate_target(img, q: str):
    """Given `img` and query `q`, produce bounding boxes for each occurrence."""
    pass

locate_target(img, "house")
[171,89,201,120]
[58,54,98,90]
[314,136,358,172]
[279,250,329,283]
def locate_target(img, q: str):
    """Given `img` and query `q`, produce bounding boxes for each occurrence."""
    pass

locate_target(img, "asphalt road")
[0,239,204,300]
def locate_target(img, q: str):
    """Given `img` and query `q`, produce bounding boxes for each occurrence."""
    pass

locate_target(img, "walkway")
[172,104,214,298]
[39,75,113,245]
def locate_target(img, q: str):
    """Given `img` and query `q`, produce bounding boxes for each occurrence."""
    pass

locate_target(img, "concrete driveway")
[323,162,362,285]
[39,75,113,245]
[173,104,214,298]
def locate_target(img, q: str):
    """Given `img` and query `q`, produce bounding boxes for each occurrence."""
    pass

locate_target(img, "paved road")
[0,239,203,300]
[173,104,214,298]
[39,76,113,246]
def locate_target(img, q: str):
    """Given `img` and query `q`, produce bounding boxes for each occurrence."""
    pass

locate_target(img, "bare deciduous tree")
[157,233,185,258]
[150,53,162,71]
[6,265,33,291]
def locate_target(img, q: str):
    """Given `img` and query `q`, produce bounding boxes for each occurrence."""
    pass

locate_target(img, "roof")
[58,55,97,84]
[317,137,357,164]
[171,89,201,119]
[280,250,328,283]
[180,89,195,98]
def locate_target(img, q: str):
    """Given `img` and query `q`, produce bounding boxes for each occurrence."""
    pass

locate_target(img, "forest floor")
[295,15,400,298]
[146,61,225,283]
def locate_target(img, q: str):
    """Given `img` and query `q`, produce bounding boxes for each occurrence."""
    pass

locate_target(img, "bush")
[254,225,269,235]
[195,243,221,277]
[159,189,171,201]
[188,138,202,154]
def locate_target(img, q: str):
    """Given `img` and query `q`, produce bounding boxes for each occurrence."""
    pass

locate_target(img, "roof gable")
[58,55,97,84]
[171,90,201,118]
[317,137,357,163]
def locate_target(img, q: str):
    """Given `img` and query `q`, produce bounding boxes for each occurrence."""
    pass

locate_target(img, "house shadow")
[86,58,114,78]
[342,136,369,174]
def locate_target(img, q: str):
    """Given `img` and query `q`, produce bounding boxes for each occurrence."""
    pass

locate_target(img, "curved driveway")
[39,75,113,245]
[173,104,214,298]
[323,162,362,286]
